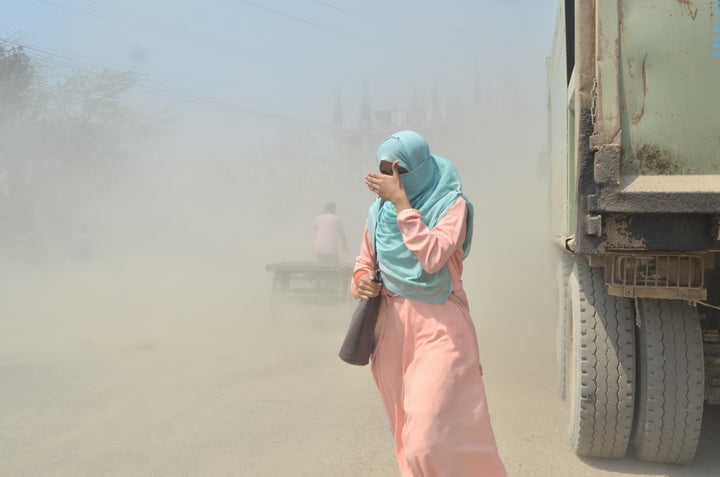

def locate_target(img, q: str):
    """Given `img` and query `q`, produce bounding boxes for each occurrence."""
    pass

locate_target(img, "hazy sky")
[2,0,558,156]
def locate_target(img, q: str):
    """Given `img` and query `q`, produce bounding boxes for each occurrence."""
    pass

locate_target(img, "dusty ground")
[3,250,720,477]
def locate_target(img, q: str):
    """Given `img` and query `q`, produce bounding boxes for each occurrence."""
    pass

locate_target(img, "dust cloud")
[1,103,558,476]
[1,13,559,477]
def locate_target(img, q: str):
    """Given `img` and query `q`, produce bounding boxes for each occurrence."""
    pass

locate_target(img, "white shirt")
[313,213,345,255]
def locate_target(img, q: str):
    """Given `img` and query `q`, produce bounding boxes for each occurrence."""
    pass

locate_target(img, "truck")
[548,0,720,464]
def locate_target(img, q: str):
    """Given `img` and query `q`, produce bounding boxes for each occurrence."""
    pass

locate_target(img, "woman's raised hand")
[365,160,409,208]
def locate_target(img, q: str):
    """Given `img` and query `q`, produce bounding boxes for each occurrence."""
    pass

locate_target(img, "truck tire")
[556,254,574,399]
[632,299,704,464]
[566,258,636,457]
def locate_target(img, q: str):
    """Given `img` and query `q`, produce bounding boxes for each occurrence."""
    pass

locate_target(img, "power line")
[28,0,394,92]
[13,40,267,104]
[9,2,501,124]
[22,0,497,121]
[362,0,535,49]
[309,0,499,58]
[0,38,335,131]
[234,0,476,74]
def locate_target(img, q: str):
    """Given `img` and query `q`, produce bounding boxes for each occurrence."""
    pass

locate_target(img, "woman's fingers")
[364,175,380,194]
[365,175,383,191]
[359,289,380,300]
[358,276,381,299]
[365,172,401,199]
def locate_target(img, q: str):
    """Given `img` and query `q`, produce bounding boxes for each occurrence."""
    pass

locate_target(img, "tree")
[0,40,164,254]
[0,44,36,124]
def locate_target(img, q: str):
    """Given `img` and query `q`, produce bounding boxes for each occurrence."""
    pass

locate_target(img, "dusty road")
[3,255,720,477]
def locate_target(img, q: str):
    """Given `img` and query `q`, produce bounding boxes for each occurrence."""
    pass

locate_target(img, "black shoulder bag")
[338,202,384,366]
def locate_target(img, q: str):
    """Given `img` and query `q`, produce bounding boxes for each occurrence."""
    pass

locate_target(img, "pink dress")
[352,198,506,477]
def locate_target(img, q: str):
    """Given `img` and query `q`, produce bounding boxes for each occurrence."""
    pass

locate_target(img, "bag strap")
[372,200,385,283]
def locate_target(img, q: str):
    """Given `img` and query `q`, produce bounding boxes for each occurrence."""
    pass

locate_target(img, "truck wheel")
[556,255,573,399]
[632,299,704,464]
[566,258,635,457]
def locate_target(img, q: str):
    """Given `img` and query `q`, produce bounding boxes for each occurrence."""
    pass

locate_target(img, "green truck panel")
[549,0,720,251]
[618,1,720,176]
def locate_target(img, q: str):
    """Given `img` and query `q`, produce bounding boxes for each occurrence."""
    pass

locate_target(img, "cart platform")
[265,261,354,304]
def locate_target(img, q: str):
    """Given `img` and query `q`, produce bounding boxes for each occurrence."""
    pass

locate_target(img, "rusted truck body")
[548,0,720,463]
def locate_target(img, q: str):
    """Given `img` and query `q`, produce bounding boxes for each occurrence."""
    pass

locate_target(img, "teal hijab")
[367,131,474,304]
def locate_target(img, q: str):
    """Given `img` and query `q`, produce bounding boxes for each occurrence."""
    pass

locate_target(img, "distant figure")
[313,202,347,262]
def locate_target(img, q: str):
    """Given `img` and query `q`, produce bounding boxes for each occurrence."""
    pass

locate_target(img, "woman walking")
[351,131,506,477]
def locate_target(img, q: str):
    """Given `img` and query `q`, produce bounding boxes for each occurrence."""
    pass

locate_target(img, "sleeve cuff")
[353,269,369,287]
[397,208,421,220]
